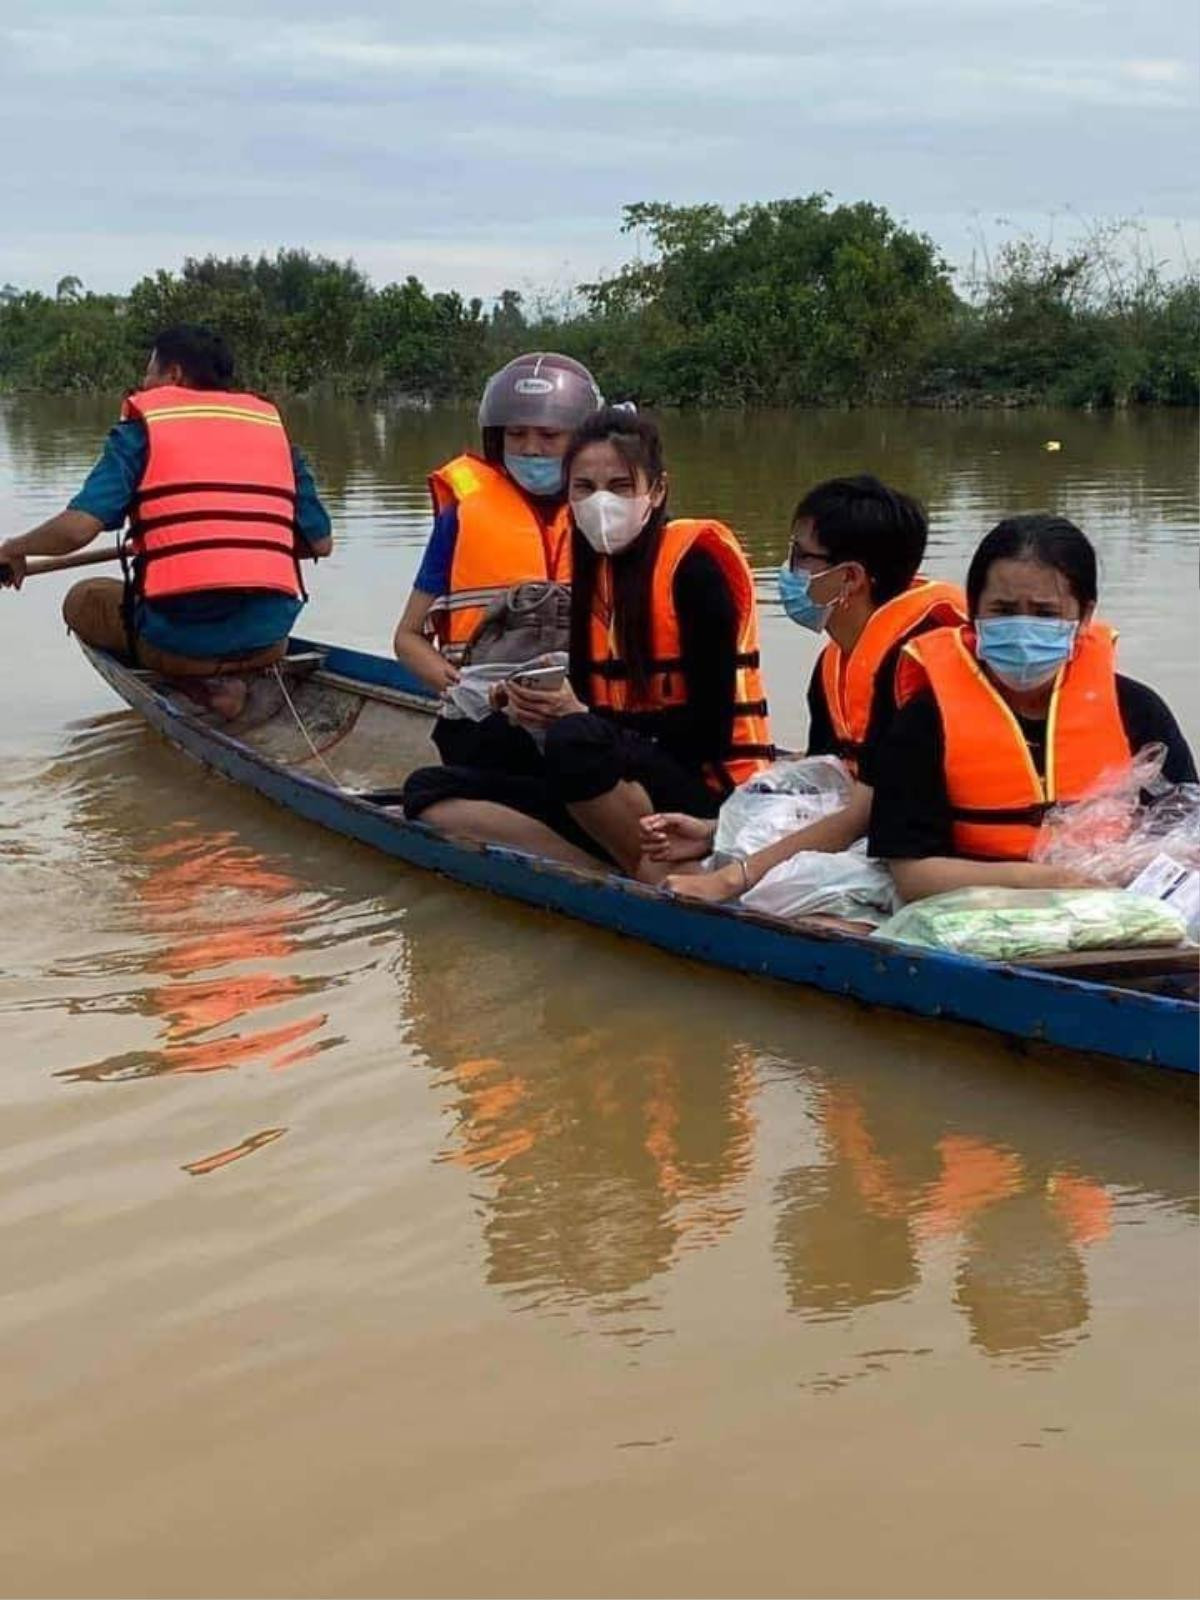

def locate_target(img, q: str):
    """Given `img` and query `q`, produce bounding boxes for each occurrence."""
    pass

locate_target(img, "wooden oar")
[0,546,125,585]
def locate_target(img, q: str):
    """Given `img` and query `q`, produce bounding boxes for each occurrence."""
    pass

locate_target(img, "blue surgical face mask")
[505,452,563,496]
[778,564,835,633]
[975,616,1079,690]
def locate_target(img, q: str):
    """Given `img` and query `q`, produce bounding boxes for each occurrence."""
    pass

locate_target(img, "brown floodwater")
[0,397,1196,1598]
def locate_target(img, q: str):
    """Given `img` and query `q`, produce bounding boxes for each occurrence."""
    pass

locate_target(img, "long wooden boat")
[81,638,1200,1076]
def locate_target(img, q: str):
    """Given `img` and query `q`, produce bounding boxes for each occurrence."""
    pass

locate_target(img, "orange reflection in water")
[69,824,328,1083]
[777,1081,1114,1362]
[437,1030,759,1304]
[918,1134,1025,1238]
[183,1127,287,1176]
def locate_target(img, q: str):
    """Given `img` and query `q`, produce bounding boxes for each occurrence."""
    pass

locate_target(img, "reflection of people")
[453,1038,757,1301]
[775,1165,920,1317]
[401,913,758,1304]
[954,1190,1092,1362]
[392,351,602,771]
[773,1081,1113,1364]
[403,409,772,876]
[0,324,332,719]
[651,475,964,902]
[774,1086,932,1316]
[65,823,327,1083]
[869,513,1197,901]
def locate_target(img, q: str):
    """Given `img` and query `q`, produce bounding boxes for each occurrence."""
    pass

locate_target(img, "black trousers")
[403,712,721,856]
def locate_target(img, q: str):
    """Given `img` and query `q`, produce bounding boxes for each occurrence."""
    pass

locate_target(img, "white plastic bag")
[740,839,897,924]
[440,652,569,723]
[714,756,854,859]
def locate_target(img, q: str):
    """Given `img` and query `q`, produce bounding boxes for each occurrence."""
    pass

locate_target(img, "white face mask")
[573,490,652,555]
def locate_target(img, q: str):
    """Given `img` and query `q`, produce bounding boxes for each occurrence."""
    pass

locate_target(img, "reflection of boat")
[81,639,1199,1076]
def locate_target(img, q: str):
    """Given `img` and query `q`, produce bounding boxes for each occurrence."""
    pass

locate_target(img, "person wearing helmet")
[393,351,602,764]
[400,409,774,879]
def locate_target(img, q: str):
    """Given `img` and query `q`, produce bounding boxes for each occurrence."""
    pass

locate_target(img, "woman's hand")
[665,861,746,903]
[640,812,717,863]
[504,678,586,730]
[431,659,460,695]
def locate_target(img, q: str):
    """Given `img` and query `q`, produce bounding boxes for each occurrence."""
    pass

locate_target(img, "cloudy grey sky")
[1,0,1195,302]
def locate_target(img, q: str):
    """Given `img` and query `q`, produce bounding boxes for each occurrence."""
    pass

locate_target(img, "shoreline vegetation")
[1,197,1196,409]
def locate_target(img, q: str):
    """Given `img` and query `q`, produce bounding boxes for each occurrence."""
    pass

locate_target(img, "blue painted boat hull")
[81,638,1199,1076]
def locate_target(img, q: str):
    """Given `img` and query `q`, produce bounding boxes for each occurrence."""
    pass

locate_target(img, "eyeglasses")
[787,537,833,576]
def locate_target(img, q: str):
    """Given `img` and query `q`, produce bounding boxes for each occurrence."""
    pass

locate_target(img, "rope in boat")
[269,662,346,790]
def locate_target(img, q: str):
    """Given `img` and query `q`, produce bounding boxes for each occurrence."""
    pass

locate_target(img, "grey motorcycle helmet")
[478,352,604,431]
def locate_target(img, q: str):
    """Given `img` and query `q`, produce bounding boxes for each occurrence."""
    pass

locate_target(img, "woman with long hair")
[402,408,773,876]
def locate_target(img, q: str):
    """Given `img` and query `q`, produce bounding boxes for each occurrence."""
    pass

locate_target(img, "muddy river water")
[0,398,1196,1597]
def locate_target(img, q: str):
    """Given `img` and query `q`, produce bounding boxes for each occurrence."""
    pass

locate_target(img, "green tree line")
[1,197,1196,406]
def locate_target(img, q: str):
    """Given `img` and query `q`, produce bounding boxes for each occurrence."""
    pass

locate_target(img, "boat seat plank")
[1018,945,1199,978]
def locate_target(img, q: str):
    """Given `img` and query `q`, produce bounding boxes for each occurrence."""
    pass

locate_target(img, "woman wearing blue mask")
[393,351,602,763]
[869,513,1197,902]
[653,475,964,903]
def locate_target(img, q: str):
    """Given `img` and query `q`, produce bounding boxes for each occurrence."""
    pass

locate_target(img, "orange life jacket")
[426,454,572,663]
[585,519,773,793]
[896,622,1131,860]
[817,577,965,776]
[123,386,301,602]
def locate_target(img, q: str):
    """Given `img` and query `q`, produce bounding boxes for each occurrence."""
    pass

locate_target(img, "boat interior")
[121,645,1200,1004]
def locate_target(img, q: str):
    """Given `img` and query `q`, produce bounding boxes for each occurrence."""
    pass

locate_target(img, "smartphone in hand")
[508,665,567,692]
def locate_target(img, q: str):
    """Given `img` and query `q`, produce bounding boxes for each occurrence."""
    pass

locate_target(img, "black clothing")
[403,714,721,858]
[568,546,738,779]
[541,714,721,813]
[431,711,543,772]
[403,547,739,847]
[867,674,1198,861]
[805,617,950,787]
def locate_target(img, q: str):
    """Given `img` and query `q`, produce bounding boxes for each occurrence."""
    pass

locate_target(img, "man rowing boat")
[0,323,332,718]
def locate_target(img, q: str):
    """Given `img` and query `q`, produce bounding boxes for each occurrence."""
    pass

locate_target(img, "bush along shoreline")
[2,198,1196,408]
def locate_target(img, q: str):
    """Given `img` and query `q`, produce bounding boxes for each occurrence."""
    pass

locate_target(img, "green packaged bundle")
[875,888,1187,962]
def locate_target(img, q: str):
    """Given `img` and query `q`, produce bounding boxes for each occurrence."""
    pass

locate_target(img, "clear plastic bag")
[874,887,1187,962]
[713,756,855,860]
[440,651,568,723]
[741,839,897,924]
[1032,742,1200,885]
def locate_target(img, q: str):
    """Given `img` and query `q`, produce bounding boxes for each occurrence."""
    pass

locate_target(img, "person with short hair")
[0,324,332,718]
[868,512,1196,902]
[655,473,964,903]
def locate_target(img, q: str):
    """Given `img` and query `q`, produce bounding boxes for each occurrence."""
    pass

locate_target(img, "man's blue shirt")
[412,504,460,597]
[68,418,331,657]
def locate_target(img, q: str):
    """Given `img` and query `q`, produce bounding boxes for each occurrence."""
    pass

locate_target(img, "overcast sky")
[1,0,1195,303]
